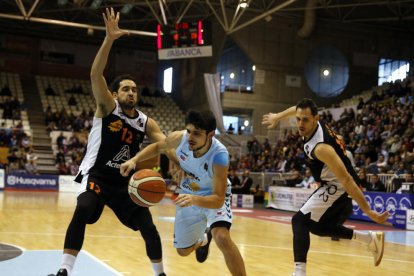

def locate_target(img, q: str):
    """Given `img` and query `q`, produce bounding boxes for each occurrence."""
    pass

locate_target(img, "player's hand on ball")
[120,160,136,177]
[175,194,195,207]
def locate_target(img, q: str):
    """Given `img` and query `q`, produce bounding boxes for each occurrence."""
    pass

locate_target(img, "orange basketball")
[128,169,166,207]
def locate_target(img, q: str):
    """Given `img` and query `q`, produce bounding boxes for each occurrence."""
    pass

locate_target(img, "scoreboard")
[157,21,213,60]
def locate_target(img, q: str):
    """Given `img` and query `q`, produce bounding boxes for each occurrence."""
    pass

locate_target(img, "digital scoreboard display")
[157,21,213,60]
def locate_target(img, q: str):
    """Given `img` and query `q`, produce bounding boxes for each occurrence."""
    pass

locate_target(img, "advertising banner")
[5,173,58,191]
[267,186,313,211]
[58,175,79,193]
[407,209,414,230]
[350,192,414,224]
[0,169,4,189]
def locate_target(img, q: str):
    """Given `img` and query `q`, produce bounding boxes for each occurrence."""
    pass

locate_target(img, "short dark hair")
[185,110,216,133]
[109,74,137,93]
[296,98,318,116]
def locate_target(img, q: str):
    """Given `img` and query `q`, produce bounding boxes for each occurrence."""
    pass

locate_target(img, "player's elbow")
[212,196,225,209]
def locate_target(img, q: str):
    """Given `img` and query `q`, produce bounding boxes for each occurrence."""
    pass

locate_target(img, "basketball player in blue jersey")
[53,8,168,276]
[262,98,389,276]
[121,110,247,276]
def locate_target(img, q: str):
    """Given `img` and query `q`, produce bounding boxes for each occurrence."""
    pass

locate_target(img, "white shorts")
[173,194,232,248]
[300,181,347,222]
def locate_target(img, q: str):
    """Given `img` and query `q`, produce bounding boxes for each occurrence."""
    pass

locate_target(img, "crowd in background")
[230,79,414,193]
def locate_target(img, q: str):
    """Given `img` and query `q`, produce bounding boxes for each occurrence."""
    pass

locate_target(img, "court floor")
[0,191,413,275]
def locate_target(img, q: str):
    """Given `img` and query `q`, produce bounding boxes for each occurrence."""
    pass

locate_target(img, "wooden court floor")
[0,191,413,276]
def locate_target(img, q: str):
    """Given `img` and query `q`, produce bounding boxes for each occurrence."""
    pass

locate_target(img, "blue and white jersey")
[176,131,231,196]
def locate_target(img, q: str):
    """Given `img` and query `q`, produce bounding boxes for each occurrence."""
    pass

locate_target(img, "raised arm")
[314,143,389,224]
[120,130,183,176]
[262,106,296,129]
[91,8,129,118]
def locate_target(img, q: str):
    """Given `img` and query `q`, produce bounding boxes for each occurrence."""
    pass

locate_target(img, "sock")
[151,261,164,276]
[353,230,372,244]
[200,233,208,247]
[61,253,76,275]
[294,262,306,276]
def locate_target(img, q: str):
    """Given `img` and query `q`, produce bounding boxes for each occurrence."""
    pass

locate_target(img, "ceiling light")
[239,0,249,9]
[90,0,103,9]
[121,4,133,14]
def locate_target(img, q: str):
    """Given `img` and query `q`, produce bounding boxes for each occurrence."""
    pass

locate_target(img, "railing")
[250,172,403,193]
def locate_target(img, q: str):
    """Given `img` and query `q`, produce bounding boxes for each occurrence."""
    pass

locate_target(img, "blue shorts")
[173,194,232,248]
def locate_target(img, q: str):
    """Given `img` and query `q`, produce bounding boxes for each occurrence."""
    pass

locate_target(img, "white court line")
[82,250,123,275]
[2,232,413,265]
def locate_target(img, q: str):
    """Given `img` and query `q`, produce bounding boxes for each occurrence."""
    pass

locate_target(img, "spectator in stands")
[367,154,388,174]
[56,160,68,175]
[228,169,240,187]
[7,149,20,173]
[357,168,369,190]
[68,95,77,106]
[356,97,364,110]
[26,147,38,165]
[25,159,39,174]
[389,134,402,154]
[232,169,253,194]
[45,84,56,96]
[285,167,303,187]
[56,132,66,149]
[227,123,235,134]
[295,169,315,189]
[366,174,386,192]
[1,84,12,96]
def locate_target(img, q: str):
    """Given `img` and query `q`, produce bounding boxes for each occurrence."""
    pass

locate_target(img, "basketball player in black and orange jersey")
[262,98,389,276]
[53,8,172,276]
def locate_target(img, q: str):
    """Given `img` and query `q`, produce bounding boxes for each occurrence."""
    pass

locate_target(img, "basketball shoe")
[196,228,212,263]
[49,268,67,276]
[367,231,384,266]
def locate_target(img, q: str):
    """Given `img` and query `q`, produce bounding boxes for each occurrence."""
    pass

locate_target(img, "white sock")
[61,253,76,276]
[151,261,164,276]
[353,230,372,244]
[294,262,306,276]
[200,233,208,247]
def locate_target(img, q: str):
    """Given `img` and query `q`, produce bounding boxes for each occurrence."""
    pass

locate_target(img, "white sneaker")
[367,231,384,266]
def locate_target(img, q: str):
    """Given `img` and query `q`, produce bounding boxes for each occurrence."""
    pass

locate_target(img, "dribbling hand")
[120,160,136,177]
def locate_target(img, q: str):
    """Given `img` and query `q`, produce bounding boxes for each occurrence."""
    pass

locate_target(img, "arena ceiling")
[1,0,414,50]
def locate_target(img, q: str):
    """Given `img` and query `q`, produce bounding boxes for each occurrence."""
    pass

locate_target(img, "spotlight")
[239,0,249,9]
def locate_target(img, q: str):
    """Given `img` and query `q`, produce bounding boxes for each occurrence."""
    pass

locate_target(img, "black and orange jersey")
[303,121,358,184]
[78,100,147,182]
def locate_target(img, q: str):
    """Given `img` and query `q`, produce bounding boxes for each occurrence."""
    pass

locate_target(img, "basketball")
[128,169,166,207]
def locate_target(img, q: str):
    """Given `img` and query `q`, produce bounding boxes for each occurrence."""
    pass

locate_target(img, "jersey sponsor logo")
[106,160,121,168]
[180,155,186,161]
[181,178,201,192]
[137,118,144,128]
[189,182,200,191]
[108,119,123,132]
[113,145,131,162]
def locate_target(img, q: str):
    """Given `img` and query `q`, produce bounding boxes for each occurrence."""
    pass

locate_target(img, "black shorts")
[77,172,154,231]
